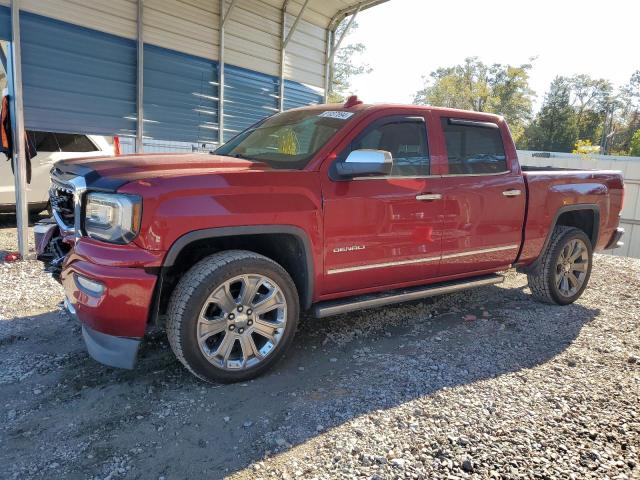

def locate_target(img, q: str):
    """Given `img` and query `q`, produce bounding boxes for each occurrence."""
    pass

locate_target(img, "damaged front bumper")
[60,253,157,369]
[36,219,160,370]
[34,220,69,282]
[64,297,141,369]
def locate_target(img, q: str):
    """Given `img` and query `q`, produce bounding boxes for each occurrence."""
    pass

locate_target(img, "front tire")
[167,250,299,383]
[527,226,593,305]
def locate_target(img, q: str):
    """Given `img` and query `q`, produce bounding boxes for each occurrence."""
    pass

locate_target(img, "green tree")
[630,129,640,157]
[413,58,491,110]
[521,76,578,152]
[328,20,371,103]
[522,71,640,154]
[567,74,612,144]
[572,139,600,156]
[413,57,534,143]
[608,71,640,153]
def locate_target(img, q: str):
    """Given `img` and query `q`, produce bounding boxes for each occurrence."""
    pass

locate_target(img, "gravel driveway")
[0,221,638,480]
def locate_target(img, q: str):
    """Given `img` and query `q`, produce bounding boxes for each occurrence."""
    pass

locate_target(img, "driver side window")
[342,118,430,177]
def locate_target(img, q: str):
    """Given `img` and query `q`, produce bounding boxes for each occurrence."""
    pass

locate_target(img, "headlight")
[85,193,142,244]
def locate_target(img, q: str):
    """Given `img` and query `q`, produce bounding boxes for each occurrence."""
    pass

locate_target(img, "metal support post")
[279,0,310,111]
[10,0,28,258]
[218,0,238,143]
[136,0,144,153]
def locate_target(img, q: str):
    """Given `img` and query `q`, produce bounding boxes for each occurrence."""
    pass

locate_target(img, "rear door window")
[28,131,59,152]
[55,133,98,152]
[441,119,507,174]
[25,132,99,153]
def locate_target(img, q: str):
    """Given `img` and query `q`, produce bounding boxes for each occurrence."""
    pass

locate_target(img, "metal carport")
[0,0,389,257]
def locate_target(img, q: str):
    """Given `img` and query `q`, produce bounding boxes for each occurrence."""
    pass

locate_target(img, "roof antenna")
[343,95,363,108]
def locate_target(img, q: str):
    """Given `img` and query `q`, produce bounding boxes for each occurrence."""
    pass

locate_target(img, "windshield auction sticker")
[318,111,354,120]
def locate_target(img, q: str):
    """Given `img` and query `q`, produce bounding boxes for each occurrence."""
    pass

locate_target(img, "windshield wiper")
[212,152,259,162]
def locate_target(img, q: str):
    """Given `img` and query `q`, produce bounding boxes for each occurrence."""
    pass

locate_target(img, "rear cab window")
[441,118,507,175]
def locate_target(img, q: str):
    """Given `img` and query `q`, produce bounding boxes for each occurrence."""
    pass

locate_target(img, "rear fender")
[517,204,599,272]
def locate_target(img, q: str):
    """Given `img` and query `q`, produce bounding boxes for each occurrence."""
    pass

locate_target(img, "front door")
[321,115,443,295]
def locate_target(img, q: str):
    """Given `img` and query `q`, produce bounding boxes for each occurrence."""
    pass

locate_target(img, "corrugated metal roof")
[261,0,388,28]
[1,0,390,34]
[312,0,391,27]
[2,0,389,89]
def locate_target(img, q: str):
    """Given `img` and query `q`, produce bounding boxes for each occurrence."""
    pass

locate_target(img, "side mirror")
[335,149,393,177]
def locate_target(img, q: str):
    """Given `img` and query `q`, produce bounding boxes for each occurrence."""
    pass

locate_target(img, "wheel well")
[555,209,597,247]
[516,206,599,274]
[156,233,311,319]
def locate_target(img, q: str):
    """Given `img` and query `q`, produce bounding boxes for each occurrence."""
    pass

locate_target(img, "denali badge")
[333,245,366,253]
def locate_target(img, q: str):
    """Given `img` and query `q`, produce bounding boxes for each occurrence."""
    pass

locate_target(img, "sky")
[345,0,640,110]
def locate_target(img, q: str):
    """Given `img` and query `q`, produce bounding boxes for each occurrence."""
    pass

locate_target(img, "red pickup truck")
[38,98,624,383]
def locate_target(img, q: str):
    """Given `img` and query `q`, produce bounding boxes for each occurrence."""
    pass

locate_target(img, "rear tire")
[166,250,299,383]
[527,226,593,305]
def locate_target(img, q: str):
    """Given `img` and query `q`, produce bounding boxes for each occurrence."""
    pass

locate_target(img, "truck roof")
[297,98,504,122]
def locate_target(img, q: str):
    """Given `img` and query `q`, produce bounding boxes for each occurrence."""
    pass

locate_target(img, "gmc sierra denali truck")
[37,98,625,383]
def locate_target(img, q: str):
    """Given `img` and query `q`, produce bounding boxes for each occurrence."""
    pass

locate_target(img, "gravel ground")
[0,212,44,259]
[0,221,638,480]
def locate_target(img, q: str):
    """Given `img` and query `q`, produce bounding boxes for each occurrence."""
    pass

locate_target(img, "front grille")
[50,182,75,231]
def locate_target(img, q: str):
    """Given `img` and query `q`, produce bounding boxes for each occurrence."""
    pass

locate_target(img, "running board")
[312,274,504,318]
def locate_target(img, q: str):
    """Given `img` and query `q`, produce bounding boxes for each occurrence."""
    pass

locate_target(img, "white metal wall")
[5,0,139,39]
[144,0,219,63]
[266,0,329,88]
[1,0,328,90]
[518,151,640,259]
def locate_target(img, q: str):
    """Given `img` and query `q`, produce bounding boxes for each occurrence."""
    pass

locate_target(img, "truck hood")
[54,153,272,191]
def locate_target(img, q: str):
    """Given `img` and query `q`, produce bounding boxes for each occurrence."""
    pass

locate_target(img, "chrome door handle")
[416,193,442,201]
[502,189,522,197]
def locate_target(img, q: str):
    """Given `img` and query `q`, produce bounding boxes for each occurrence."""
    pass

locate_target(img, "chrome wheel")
[197,274,287,370]
[555,238,589,298]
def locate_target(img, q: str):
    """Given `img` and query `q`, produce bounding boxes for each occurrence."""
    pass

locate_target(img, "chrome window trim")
[440,170,512,178]
[352,174,441,181]
[327,244,519,275]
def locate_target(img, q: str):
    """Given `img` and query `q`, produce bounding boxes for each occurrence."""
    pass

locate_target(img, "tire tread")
[527,226,590,305]
[166,250,293,383]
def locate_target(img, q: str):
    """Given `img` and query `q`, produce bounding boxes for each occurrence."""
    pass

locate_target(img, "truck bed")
[518,168,624,265]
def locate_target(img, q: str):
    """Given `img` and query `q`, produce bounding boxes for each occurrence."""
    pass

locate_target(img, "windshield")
[214,109,355,169]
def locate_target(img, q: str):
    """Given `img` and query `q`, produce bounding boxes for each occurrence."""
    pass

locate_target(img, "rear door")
[320,114,443,295]
[435,116,526,276]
